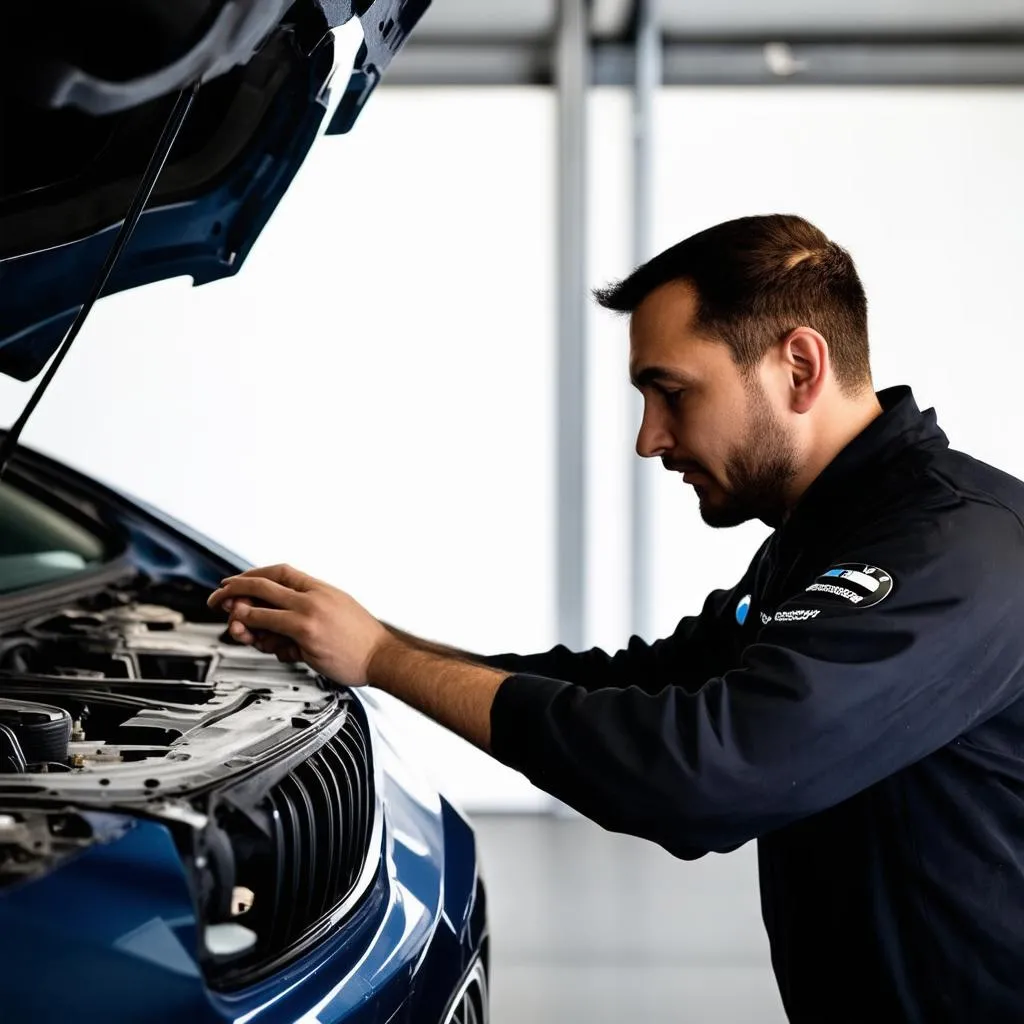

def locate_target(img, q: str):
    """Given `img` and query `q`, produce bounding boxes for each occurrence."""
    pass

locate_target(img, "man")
[209,214,1024,1022]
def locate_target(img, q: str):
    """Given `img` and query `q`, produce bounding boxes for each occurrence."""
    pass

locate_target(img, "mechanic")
[208,213,1024,1023]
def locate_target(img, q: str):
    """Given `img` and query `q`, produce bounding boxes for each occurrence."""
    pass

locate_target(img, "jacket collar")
[783,385,948,534]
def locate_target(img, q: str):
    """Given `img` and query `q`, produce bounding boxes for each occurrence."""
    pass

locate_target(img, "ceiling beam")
[385,39,1024,87]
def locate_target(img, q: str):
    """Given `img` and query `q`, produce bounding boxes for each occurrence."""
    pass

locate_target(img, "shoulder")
[787,454,1024,620]
[852,446,1024,558]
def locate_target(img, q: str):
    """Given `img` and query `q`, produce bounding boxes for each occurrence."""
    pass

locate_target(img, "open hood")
[0,0,429,381]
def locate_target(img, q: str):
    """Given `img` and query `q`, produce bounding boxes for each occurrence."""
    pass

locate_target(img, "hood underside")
[0,0,429,381]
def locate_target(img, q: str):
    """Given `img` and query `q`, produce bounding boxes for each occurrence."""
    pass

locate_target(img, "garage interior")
[2,0,1023,1021]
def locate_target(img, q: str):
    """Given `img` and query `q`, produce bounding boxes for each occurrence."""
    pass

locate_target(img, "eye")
[658,387,684,409]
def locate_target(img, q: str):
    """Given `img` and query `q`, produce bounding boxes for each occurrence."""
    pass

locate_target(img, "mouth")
[678,467,708,486]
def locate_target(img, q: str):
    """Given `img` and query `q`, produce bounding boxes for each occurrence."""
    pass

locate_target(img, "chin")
[698,495,754,529]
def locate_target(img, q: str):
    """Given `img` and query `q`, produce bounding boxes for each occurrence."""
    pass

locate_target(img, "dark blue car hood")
[0,0,428,382]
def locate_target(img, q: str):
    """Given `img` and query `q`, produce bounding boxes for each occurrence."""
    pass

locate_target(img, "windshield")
[0,481,107,593]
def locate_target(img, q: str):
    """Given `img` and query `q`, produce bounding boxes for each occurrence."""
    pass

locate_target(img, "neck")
[785,390,884,512]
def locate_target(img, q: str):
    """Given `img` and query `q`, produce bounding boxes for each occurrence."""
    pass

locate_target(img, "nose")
[635,402,674,459]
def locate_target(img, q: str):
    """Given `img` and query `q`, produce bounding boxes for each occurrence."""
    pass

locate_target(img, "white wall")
[3,84,1023,812]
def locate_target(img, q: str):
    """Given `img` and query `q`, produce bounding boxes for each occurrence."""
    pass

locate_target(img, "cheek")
[679,406,728,466]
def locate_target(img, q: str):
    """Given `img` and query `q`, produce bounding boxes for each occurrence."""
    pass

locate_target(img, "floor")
[469,813,789,1024]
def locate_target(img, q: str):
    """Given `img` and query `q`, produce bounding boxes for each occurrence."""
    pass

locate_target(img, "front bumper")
[0,698,487,1024]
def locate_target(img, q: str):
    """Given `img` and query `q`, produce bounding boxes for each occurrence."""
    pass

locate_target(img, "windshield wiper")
[0,83,199,481]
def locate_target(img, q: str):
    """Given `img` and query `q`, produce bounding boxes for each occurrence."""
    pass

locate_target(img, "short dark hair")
[594,214,871,393]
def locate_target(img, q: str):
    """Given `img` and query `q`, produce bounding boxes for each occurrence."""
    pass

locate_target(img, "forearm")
[382,624,637,687]
[368,633,510,752]
[382,623,483,664]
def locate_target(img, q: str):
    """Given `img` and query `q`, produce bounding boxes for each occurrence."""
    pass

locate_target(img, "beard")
[697,382,798,529]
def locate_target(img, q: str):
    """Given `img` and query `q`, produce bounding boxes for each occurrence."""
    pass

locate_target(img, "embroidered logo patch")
[805,564,894,609]
[736,594,752,625]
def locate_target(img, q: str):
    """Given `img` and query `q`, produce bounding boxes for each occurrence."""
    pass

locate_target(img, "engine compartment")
[0,600,334,789]
[0,592,344,877]
[0,590,380,988]
[0,605,216,776]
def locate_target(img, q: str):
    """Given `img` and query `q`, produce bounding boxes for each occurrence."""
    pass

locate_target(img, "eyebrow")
[630,366,697,389]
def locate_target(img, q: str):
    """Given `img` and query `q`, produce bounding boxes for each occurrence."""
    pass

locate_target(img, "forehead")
[628,280,731,383]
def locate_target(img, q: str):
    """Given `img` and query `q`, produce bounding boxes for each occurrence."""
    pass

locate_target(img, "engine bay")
[0,592,353,897]
[0,600,337,792]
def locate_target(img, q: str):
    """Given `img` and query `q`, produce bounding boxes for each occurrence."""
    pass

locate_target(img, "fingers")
[233,564,314,591]
[230,623,257,645]
[211,587,304,662]
[207,564,317,667]
[274,642,302,663]
[209,575,305,612]
[228,603,299,641]
[253,633,299,660]
[225,617,302,662]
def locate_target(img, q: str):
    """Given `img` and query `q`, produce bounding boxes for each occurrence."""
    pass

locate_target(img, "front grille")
[208,698,377,987]
[264,709,374,950]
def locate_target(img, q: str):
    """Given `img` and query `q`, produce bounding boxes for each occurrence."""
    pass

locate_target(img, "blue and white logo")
[805,564,894,609]
[735,594,752,625]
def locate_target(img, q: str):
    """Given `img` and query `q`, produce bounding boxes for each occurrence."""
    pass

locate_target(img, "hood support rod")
[0,82,200,480]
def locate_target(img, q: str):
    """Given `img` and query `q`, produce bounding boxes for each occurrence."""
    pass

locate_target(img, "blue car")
[0,2,488,1021]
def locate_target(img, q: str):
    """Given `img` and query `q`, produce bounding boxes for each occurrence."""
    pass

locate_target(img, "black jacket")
[487,386,1024,1023]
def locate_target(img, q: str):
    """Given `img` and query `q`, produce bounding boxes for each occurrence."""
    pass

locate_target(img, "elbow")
[576,783,766,860]
[631,775,794,857]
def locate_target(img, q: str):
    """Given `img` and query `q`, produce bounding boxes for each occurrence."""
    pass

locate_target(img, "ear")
[780,327,829,414]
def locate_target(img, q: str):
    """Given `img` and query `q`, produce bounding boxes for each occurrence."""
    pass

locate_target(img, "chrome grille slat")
[269,802,286,944]
[274,777,304,946]
[288,770,318,928]
[347,723,372,858]
[316,746,348,913]
[334,730,365,887]
[322,739,358,885]
[306,758,338,920]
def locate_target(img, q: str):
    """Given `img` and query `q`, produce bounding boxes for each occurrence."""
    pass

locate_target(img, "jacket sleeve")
[480,581,747,696]
[489,507,1024,859]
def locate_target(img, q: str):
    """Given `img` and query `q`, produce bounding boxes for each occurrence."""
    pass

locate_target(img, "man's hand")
[207,564,388,686]
[208,563,509,750]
